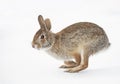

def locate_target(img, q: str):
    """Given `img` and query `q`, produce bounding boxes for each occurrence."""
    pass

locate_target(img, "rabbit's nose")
[32,44,38,49]
[32,44,35,48]
[32,42,35,48]
[32,43,38,49]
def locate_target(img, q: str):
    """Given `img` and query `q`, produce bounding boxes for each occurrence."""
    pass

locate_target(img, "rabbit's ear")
[45,18,51,31]
[38,15,46,29]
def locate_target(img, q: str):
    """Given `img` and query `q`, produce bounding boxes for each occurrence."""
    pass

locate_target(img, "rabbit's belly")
[46,49,73,60]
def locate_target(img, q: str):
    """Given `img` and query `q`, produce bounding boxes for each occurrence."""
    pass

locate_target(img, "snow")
[0,0,120,84]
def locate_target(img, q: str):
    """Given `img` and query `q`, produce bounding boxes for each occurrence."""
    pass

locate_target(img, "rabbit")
[32,15,110,73]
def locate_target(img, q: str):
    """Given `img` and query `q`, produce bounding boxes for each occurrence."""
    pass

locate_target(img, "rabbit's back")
[57,22,110,55]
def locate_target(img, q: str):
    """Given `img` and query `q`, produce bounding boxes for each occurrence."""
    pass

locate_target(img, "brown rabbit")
[32,15,110,73]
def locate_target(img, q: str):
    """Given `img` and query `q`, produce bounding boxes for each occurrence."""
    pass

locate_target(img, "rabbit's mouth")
[32,43,41,50]
[32,42,51,50]
[42,42,51,49]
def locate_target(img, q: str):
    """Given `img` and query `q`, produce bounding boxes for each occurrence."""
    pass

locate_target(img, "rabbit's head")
[32,15,54,50]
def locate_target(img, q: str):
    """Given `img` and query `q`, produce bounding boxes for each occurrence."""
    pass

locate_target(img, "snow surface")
[0,0,120,84]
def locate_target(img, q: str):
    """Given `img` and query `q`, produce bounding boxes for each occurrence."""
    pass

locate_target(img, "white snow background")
[0,0,120,84]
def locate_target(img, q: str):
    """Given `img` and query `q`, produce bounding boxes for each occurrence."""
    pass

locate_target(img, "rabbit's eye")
[41,35,44,39]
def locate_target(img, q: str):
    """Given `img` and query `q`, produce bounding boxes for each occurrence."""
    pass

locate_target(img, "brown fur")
[32,15,110,73]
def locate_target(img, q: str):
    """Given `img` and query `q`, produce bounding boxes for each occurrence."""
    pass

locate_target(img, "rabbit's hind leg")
[65,49,89,73]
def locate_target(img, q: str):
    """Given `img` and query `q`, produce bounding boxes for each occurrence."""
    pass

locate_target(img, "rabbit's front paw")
[60,61,77,68]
